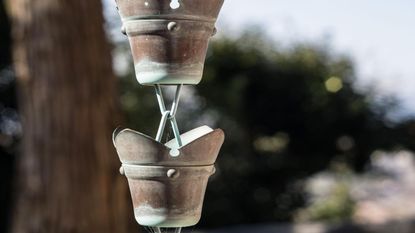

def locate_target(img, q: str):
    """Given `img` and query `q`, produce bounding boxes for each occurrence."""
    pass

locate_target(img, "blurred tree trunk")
[8,0,137,232]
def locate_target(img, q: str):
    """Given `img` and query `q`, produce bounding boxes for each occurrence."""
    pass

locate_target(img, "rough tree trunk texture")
[8,0,137,232]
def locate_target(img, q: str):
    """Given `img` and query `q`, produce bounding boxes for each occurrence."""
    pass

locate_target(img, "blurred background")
[1,0,415,232]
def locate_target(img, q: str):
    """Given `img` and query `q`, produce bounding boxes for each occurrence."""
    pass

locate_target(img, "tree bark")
[8,0,137,232]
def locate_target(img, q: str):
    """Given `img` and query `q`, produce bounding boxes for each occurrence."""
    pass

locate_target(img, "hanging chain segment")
[154,84,183,148]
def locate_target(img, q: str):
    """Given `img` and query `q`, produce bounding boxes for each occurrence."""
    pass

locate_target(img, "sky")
[104,0,415,117]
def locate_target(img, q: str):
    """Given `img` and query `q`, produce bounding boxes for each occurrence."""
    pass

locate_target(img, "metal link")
[155,110,170,142]
[169,84,182,118]
[155,85,167,113]
[154,84,183,148]
[169,116,182,146]
[150,227,181,233]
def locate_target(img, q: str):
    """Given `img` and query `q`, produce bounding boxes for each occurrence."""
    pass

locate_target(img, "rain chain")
[112,1,225,233]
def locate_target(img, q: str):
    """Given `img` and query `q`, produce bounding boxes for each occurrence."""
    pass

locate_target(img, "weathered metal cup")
[115,0,225,85]
[113,127,224,227]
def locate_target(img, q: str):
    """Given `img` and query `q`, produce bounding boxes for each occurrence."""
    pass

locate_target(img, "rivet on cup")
[167,169,179,179]
[167,22,178,31]
[119,166,125,175]
[121,25,126,35]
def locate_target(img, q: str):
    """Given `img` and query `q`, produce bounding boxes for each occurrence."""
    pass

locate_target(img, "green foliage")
[296,181,355,223]
[116,30,415,227]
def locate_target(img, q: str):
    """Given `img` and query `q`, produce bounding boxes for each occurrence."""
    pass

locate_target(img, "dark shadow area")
[0,0,19,232]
